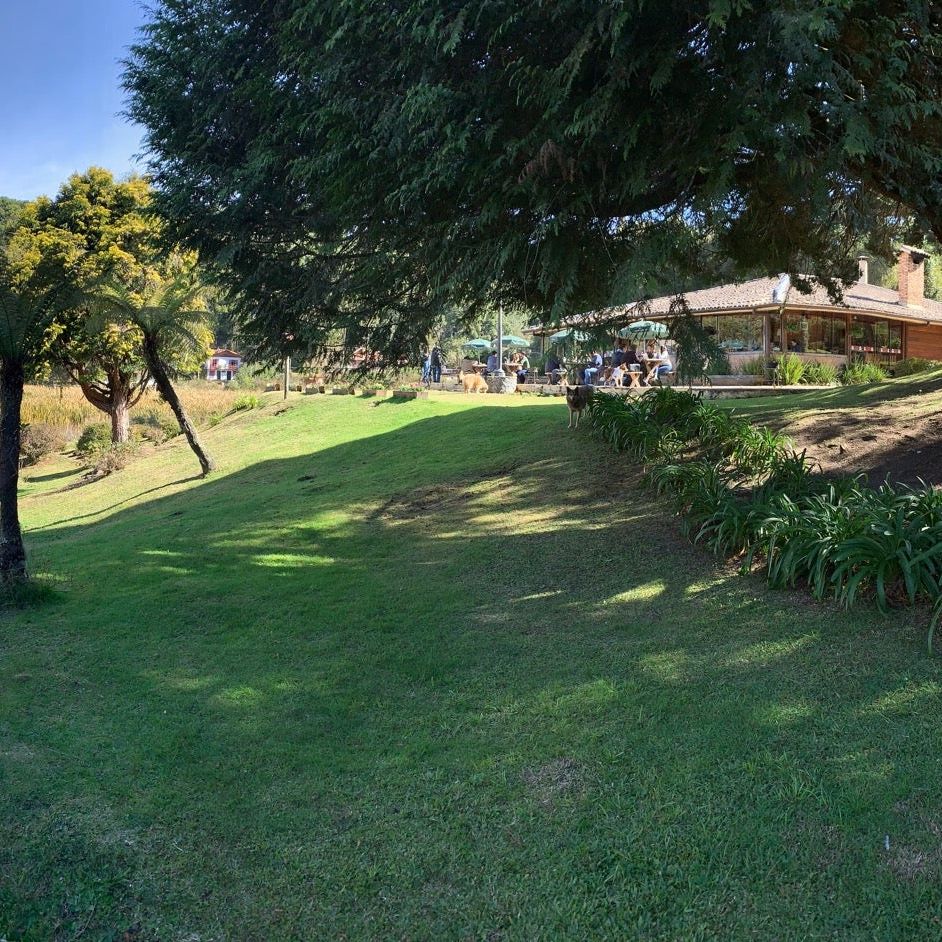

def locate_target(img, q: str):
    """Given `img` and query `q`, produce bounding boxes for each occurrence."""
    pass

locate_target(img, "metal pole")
[283,355,290,399]
[496,304,505,376]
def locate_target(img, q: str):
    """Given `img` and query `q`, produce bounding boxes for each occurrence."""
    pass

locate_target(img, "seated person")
[641,340,658,384]
[583,351,603,385]
[651,344,673,383]
[485,350,499,374]
[516,352,530,383]
[623,346,642,374]
[612,342,626,367]
[546,353,565,384]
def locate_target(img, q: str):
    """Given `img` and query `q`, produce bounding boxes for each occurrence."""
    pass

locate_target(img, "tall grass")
[23,382,243,443]
[588,389,942,651]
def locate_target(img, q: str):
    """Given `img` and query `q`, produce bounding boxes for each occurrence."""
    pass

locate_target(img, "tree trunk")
[0,361,27,580]
[110,379,131,444]
[144,339,216,476]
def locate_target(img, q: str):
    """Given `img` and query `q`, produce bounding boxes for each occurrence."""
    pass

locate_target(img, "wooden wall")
[906,323,942,359]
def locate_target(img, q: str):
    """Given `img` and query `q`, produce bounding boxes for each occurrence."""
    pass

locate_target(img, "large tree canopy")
[125,1,942,360]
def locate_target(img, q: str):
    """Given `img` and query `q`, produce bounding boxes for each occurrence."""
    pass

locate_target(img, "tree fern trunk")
[0,361,27,579]
[144,340,216,476]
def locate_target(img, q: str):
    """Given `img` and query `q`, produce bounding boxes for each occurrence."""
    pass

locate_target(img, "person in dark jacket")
[430,345,443,383]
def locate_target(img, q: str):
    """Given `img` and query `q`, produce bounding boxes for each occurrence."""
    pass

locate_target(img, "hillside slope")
[2,392,940,940]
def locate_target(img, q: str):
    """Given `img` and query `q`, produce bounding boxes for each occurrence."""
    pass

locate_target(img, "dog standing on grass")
[458,370,488,394]
[565,384,593,429]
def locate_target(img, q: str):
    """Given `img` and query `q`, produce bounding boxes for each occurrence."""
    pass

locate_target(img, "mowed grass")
[2,392,942,940]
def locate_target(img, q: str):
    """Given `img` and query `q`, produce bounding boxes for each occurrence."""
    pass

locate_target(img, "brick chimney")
[898,245,928,308]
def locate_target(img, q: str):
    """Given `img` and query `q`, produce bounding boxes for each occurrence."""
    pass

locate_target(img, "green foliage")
[737,357,768,377]
[666,308,729,384]
[232,394,260,411]
[93,442,138,475]
[19,424,67,466]
[800,361,839,385]
[587,387,942,645]
[76,423,113,459]
[7,170,173,434]
[892,357,941,377]
[125,1,942,363]
[774,354,806,386]
[841,362,888,385]
[0,196,25,248]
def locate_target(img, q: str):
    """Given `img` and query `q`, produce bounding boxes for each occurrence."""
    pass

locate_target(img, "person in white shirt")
[651,344,673,384]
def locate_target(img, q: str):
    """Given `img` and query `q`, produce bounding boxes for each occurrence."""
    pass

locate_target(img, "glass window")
[850,316,903,364]
[699,314,763,352]
[770,313,845,355]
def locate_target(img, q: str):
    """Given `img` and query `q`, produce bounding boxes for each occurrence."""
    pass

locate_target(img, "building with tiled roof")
[547,247,942,369]
[205,349,243,382]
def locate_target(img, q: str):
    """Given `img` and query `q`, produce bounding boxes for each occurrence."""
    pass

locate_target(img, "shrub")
[841,362,888,385]
[232,394,261,411]
[93,443,138,476]
[76,423,113,459]
[892,357,941,377]
[20,423,67,466]
[208,412,223,427]
[738,357,768,377]
[586,386,942,650]
[801,361,839,385]
[775,354,806,386]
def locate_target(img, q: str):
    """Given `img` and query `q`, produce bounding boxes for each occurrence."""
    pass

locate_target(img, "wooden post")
[283,356,290,399]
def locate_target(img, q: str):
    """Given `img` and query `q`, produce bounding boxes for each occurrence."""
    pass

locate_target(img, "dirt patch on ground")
[776,400,942,486]
[521,758,583,807]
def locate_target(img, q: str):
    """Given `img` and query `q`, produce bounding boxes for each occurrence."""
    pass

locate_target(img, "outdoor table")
[625,369,643,389]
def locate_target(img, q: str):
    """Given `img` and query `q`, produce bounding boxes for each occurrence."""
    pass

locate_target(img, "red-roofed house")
[205,349,243,382]
[555,246,942,370]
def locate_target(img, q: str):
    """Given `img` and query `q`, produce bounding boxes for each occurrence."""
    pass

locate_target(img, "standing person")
[421,347,431,384]
[583,351,603,385]
[486,349,499,374]
[430,344,443,383]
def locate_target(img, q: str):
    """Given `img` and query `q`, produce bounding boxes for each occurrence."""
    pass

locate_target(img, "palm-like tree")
[93,273,217,476]
[0,270,75,578]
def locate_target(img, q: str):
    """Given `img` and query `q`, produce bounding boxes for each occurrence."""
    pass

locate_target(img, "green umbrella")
[500,335,530,348]
[462,338,492,350]
[618,319,668,340]
[549,328,590,344]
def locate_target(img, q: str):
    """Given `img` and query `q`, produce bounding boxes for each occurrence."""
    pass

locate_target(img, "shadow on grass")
[4,402,939,938]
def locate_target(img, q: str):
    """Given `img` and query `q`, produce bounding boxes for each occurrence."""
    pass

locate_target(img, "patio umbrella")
[499,335,531,348]
[618,319,668,341]
[462,338,492,350]
[549,328,590,344]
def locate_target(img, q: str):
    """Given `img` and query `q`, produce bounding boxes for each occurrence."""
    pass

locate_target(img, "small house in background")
[205,349,242,382]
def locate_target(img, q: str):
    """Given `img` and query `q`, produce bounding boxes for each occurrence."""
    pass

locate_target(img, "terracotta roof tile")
[578,275,942,326]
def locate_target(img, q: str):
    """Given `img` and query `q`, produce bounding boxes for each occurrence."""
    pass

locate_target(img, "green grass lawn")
[2,391,941,940]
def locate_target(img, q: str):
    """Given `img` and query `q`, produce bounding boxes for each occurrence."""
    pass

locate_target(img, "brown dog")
[458,370,488,394]
[565,384,593,429]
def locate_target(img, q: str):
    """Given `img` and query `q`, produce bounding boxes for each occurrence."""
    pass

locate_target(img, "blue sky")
[0,0,147,200]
